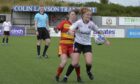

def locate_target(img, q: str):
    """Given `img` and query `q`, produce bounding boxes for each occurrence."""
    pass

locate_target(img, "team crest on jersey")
[88,26,92,29]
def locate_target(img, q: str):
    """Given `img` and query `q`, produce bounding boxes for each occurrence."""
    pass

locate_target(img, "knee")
[86,61,92,65]
[46,39,51,45]
[72,63,79,67]
[60,60,67,67]
[37,41,41,45]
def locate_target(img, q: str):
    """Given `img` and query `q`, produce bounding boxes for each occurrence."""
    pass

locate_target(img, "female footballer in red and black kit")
[54,10,82,82]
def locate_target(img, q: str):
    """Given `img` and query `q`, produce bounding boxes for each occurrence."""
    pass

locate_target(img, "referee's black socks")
[37,45,40,56]
[43,45,48,56]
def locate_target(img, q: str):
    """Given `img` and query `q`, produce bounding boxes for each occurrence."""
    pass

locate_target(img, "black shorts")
[37,28,50,40]
[73,42,92,54]
[4,31,10,36]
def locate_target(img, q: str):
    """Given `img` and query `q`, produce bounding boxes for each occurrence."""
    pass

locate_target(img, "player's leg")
[42,29,50,58]
[6,36,8,44]
[62,53,80,82]
[2,36,5,44]
[37,40,41,58]
[84,45,94,80]
[69,46,83,82]
[62,43,81,82]
[55,45,68,82]
[71,53,83,83]
[6,31,10,44]
[56,54,68,82]
[36,29,42,58]
[2,31,6,44]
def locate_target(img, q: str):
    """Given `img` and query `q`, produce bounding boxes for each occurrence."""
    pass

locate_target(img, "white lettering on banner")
[46,6,60,12]
[119,17,140,26]
[12,6,96,13]
[14,6,39,11]
[102,17,117,26]
[11,29,24,35]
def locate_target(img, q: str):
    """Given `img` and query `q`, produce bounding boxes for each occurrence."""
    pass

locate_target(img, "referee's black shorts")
[37,28,50,40]
[73,42,92,54]
[4,31,10,36]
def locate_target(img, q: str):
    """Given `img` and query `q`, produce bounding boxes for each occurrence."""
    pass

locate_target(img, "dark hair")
[66,9,79,20]
[68,9,79,15]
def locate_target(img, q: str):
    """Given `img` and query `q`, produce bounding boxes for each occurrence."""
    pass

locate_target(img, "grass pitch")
[0,36,140,84]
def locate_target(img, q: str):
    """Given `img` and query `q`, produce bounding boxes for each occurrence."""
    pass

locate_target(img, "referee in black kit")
[34,6,51,58]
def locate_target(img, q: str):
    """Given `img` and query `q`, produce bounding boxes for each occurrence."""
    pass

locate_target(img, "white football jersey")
[2,21,12,31]
[70,19,99,45]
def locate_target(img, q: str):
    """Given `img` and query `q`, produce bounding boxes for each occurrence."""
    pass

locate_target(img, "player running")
[54,9,83,83]
[34,6,50,58]
[62,8,110,82]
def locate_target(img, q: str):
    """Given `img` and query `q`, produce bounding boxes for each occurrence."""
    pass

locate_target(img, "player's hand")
[47,29,50,32]
[68,30,75,35]
[105,40,110,46]
[54,27,58,33]
[36,31,39,36]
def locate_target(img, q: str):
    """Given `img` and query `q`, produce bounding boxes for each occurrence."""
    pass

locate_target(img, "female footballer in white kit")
[62,8,110,82]
[2,20,12,44]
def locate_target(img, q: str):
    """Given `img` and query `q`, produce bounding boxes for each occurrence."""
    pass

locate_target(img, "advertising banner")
[13,6,97,13]
[0,26,25,36]
[49,28,60,37]
[49,28,125,38]
[93,29,125,38]
[102,17,117,26]
[127,29,140,38]
[119,17,140,26]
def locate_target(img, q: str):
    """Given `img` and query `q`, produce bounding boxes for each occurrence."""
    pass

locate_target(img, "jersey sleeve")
[91,22,99,32]
[56,20,65,30]
[9,22,12,27]
[69,21,79,31]
[2,22,5,27]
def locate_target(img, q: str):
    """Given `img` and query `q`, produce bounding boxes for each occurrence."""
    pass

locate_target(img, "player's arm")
[2,22,5,32]
[54,21,64,33]
[9,22,12,30]
[46,15,50,31]
[68,21,79,35]
[34,15,38,35]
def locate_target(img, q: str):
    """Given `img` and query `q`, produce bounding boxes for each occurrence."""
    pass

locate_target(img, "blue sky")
[63,0,140,6]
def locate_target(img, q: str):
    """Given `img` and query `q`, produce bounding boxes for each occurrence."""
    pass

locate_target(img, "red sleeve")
[56,20,65,30]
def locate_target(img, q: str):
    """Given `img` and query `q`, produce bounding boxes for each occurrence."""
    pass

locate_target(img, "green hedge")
[0,1,139,16]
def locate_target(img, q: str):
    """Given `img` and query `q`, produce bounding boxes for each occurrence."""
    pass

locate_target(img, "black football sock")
[43,45,48,56]
[37,45,41,56]
[65,64,74,77]
[2,38,5,43]
[86,64,92,73]
[6,38,8,43]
